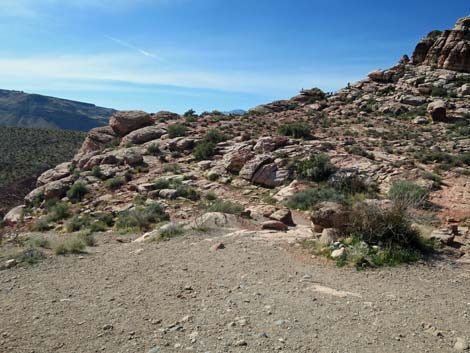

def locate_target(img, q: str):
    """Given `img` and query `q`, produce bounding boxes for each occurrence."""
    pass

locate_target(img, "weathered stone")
[121,126,165,145]
[109,111,153,136]
[458,83,470,96]
[310,202,350,231]
[454,337,469,352]
[251,163,290,188]
[37,162,71,186]
[154,111,180,121]
[400,95,427,106]
[158,189,178,199]
[239,154,273,181]
[270,209,295,226]
[253,136,288,153]
[427,100,447,121]
[80,126,117,153]
[261,220,288,232]
[168,137,196,152]
[3,205,25,226]
[187,212,246,229]
[331,248,346,259]
[319,228,342,245]
[222,142,254,173]
[429,229,455,245]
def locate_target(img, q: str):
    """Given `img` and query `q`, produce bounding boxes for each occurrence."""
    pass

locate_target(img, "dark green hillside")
[0,89,115,131]
[0,126,86,213]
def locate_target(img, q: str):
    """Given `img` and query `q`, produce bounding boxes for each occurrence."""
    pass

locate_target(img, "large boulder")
[222,142,254,173]
[154,111,180,121]
[427,100,447,121]
[251,163,291,188]
[109,111,154,136]
[310,202,350,232]
[253,136,288,153]
[121,125,166,145]
[3,205,24,226]
[239,154,273,180]
[186,212,247,229]
[37,162,71,187]
[80,126,117,153]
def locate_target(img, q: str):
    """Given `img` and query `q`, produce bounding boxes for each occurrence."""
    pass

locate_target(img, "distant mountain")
[224,109,246,115]
[0,89,116,131]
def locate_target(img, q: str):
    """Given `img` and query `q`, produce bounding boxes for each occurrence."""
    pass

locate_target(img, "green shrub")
[46,202,71,222]
[66,182,88,203]
[327,172,378,196]
[183,109,198,122]
[207,200,244,215]
[193,141,217,161]
[31,217,51,232]
[65,215,90,232]
[294,154,337,182]
[278,122,312,139]
[115,203,169,232]
[176,185,200,201]
[53,236,86,255]
[388,180,430,209]
[147,143,161,156]
[349,203,420,247]
[105,176,126,190]
[285,187,345,211]
[28,236,50,249]
[152,223,186,242]
[163,163,182,174]
[77,230,96,247]
[154,178,171,190]
[167,123,188,138]
[345,145,375,160]
[12,248,45,265]
[91,166,103,179]
[205,129,227,144]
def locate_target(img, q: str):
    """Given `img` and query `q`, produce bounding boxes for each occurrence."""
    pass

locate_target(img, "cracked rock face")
[412,16,470,73]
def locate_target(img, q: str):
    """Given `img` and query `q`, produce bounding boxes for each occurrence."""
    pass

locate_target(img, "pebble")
[454,337,469,351]
[235,339,247,346]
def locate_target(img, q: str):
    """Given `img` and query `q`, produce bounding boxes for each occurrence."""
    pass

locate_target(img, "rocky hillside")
[0,89,115,130]
[2,17,470,267]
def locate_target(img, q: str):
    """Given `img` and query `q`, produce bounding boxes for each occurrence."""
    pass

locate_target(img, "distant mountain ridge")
[0,89,116,131]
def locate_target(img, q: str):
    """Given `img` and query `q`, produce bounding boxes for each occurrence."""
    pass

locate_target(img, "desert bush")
[183,109,198,122]
[205,129,227,144]
[285,187,345,211]
[46,202,71,222]
[153,223,186,241]
[31,217,50,232]
[77,230,96,247]
[66,182,88,203]
[388,180,430,209]
[91,166,103,179]
[176,185,200,201]
[53,236,86,255]
[28,236,50,249]
[105,176,126,190]
[349,203,420,247]
[115,203,169,232]
[167,123,188,138]
[147,143,161,156]
[294,154,337,182]
[193,141,216,161]
[163,163,182,174]
[207,199,244,215]
[65,215,90,233]
[327,171,378,196]
[278,122,312,139]
[154,178,171,190]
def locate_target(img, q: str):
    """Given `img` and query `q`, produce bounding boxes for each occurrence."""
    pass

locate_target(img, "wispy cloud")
[0,53,357,95]
[105,35,160,59]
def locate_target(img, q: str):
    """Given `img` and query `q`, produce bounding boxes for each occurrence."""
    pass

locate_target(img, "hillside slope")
[0,89,115,131]
[0,126,86,213]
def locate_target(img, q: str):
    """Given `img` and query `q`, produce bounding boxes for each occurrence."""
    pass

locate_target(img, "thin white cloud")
[0,53,354,95]
[105,35,161,59]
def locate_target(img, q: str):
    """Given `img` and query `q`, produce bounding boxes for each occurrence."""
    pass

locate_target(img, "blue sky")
[0,0,468,113]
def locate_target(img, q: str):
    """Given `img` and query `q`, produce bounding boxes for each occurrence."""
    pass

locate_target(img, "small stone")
[102,324,113,331]
[211,242,225,251]
[331,248,346,259]
[235,339,247,346]
[454,337,469,351]
[261,220,288,232]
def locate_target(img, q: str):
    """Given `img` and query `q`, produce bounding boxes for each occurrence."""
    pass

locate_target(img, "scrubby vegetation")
[167,123,188,138]
[115,203,169,233]
[193,129,227,161]
[0,126,85,209]
[278,122,312,139]
[293,154,337,182]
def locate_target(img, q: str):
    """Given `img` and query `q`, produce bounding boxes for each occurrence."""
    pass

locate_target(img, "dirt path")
[1,230,470,353]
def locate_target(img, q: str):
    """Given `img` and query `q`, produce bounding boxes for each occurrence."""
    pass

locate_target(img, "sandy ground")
[1,229,470,353]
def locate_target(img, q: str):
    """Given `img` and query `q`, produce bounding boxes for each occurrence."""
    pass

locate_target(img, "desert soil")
[1,229,470,353]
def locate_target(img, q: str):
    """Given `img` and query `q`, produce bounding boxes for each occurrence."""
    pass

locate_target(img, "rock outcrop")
[412,16,470,72]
